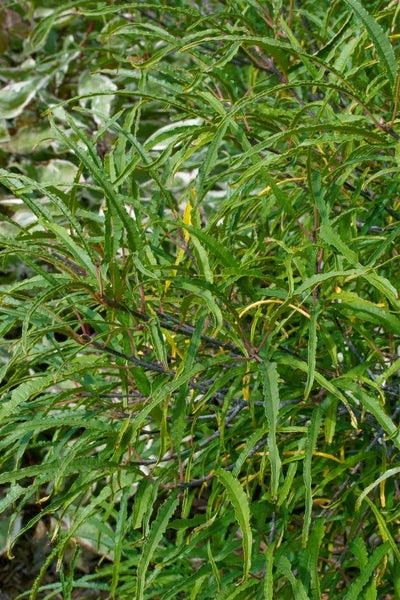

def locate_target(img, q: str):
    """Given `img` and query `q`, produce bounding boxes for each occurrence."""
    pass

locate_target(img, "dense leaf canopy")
[0,1,399,598]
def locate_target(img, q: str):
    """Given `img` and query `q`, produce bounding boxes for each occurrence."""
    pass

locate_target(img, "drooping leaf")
[216,469,253,581]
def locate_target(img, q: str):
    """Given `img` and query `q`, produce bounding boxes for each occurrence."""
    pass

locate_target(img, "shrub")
[0,1,399,598]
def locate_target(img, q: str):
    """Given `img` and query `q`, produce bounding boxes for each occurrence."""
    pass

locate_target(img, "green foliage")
[0,1,399,598]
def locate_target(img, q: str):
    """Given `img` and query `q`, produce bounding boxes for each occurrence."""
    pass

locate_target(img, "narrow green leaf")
[351,536,369,568]
[207,538,221,591]
[344,542,391,600]
[135,492,179,600]
[264,543,275,600]
[304,305,319,400]
[354,389,400,450]
[330,290,400,334]
[215,579,258,600]
[307,519,325,600]
[174,278,223,331]
[131,479,159,532]
[232,428,266,477]
[0,375,54,420]
[111,486,129,596]
[342,0,398,86]
[103,194,124,263]
[40,221,97,279]
[216,468,252,581]
[294,269,360,296]
[361,271,399,308]
[189,574,209,600]
[280,18,319,78]
[129,361,218,440]
[324,397,339,445]
[21,282,68,352]
[276,555,310,600]
[190,235,214,283]
[148,316,169,368]
[279,355,358,428]
[180,224,236,268]
[319,221,359,266]
[0,457,118,485]
[356,467,400,512]
[0,414,109,434]
[258,171,295,215]
[362,497,400,562]
[0,484,25,514]
[302,408,322,546]
[277,461,298,508]
[171,311,206,455]
[259,362,282,499]
[62,484,113,554]
[375,357,400,387]
[196,118,230,200]
[29,541,61,600]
